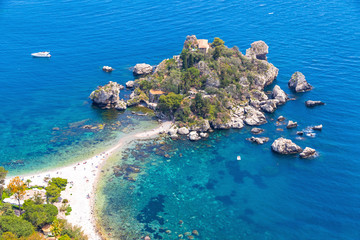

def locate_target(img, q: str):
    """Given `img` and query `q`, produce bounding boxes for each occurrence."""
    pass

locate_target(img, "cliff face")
[128,35,285,130]
[89,81,126,110]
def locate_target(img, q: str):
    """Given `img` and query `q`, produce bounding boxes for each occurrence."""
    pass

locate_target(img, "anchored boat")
[31,51,51,58]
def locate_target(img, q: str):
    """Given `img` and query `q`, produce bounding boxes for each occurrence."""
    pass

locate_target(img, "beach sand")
[5,121,172,240]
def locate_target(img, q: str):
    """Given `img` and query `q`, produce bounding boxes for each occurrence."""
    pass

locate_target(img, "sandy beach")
[5,121,172,240]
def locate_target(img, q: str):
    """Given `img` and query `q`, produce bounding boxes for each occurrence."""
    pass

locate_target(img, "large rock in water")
[89,81,127,110]
[246,41,269,60]
[300,147,317,158]
[288,72,312,92]
[271,137,302,154]
[189,131,201,141]
[305,100,325,107]
[133,63,153,75]
[272,85,288,104]
[244,106,267,126]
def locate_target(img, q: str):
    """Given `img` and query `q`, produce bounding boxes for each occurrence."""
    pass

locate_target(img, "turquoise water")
[1,0,360,239]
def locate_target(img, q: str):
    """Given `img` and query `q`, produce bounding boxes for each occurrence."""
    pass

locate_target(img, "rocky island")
[89,35,320,157]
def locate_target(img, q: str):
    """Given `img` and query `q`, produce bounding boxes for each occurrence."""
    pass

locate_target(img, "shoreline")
[5,121,172,240]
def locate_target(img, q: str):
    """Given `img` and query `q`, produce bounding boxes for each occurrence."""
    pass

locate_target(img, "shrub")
[22,200,58,228]
[0,216,34,238]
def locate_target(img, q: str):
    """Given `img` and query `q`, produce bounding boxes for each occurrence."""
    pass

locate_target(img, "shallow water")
[1,0,360,239]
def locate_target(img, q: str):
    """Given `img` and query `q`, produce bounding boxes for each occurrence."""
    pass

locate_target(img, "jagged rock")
[246,136,269,144]
[133,63,153,75]
[199,132,209,138]
[253,64,279,90]
[312,124,323,130]
[287,120,298,129]
[147,102,157,110]
[250,90,268,101]
[197,61,220,88]
[189,120,211,132]
[119,85,125,90]
[89,81,125,110]
[251,127,264,134]
[115,100,127,110]
[278,116,285,122]
[288,72,312,92]
[250,99,261,109]
[168,126,178,136]
[300,147,317,158]
[271,137,302,154]
[305,100,325,107]
[126,81,135,88]
[210,120,232,129]
[244,106,267,125]
[246,41,269,60]
[178,127,190,135]
[296,131,304,135]
[189,131,201,141]
[272,85,288,104]
[260,99,279,113]
[230,118,244,129]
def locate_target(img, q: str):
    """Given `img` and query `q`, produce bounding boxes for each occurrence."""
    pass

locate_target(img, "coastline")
[5,121,172,240]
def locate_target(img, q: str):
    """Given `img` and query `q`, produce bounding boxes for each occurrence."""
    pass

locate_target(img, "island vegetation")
[0,167,87,240]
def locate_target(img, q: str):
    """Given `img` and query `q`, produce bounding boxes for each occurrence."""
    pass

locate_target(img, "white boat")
[31,51,51,58]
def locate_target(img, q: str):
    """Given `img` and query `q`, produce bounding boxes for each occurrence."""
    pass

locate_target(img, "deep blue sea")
[1,0,360,239]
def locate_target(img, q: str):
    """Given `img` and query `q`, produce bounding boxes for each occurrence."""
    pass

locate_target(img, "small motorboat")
[31,51,51,58]
[102,66,114,72]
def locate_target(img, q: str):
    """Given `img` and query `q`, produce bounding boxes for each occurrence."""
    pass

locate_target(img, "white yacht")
[31,51,51,58]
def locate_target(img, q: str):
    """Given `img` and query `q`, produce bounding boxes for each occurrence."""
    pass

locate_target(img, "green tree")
[25,179,31,188]
[45,184,61,203]
[0,167,8,200]
[213,46,222,60]
[49,178,67,191]
[58,234,71,240]
[7,177,26,213]
[22,200,58,228]
[211,37,225,47]
[191,93,210,117]
[0,216,34,238]
[52,219,62,238]
[1,232,17,240]
[157,93,183,116]
[0,203,15,217]
[180,49,189,70]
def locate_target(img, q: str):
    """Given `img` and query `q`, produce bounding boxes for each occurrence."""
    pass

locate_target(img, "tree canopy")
[22,200,58,229]
[7,177,26,212]
[157,93,183,116]
[0,216,34,238]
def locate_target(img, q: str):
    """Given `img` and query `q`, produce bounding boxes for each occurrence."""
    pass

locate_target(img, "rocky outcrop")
[272,85,288,104]
[133,63,153,75]
[296,131,304,135]
[277,116,285,122]
[251,127,264,134]
[260,99,279,113]
[246,41,269,60]
[197,61,220,88]
[312,124,323,130]
[253,64,279,90]
[189,131,201,141]
[189,120,211,132]
[115,100,127,110]
[244,106,267,125]
[299,147,317,159]
[178,127,190,135]
[199,132,209,138]
[89,81,126,110]
[168,125,178,137]
[286,120,298,129]
[271,137,302,154]
[246,136,269,144]
[305,100,325,107]
[288,72,312,92]
[126,81,135,88]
